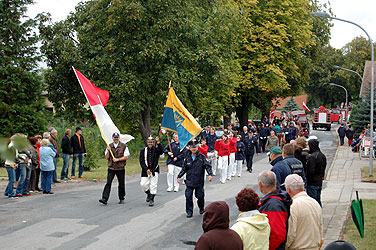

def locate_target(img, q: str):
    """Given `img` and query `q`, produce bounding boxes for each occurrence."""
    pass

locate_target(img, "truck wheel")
[327,127,331,131]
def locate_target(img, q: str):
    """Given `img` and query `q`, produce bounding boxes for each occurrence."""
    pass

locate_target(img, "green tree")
[39,0,242,142]
[282,97,300,112]
[350,94,376,134]
[0,0,47,137]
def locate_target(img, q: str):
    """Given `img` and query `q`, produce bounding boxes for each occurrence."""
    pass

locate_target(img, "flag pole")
[94,114,115,159]
[160,81,173,152]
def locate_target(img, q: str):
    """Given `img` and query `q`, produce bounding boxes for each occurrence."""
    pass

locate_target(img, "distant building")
[360,60,376,98]
[272,94,307,110]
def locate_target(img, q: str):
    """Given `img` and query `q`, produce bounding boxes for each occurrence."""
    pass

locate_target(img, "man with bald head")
[258,170,291,250]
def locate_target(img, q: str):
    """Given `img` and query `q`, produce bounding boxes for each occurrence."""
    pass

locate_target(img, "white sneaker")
[220,180,226,184]
[167,187,173,192]
[174,187,179,192]
[231,174,235,177]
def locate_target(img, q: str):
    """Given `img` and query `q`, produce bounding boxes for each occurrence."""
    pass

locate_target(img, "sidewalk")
[321,144,376,247]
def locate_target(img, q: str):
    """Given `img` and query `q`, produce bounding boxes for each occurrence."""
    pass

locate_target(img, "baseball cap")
[112,132,120,138]
[284,174,304,188]
[270,146,282,155]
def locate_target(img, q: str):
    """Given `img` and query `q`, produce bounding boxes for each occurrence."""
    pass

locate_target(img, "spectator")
[346,125,355,146]
[28,137,39,193]
[235,135,245,177]
[49,129,60,183]
[70,127,87,179]
[285,174,323,250]
[337,123,346,146]
[39,139,57,194]
[15,134,32,197]
[258,170,291,250]
[266,130,279,151]
[61,129,72,180]
[282,143,307,185]
[33,135,43,192]
[195,201,243,250]
[293,137,309,170]
[4,135,18,199]
[306,139,326,206]
[231,188,270,250]
[269,146,291,188]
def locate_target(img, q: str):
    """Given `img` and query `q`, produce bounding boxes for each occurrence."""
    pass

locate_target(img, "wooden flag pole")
[94,115,115,159]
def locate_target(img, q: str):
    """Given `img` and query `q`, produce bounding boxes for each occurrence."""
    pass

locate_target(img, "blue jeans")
[185,186,205,216]
[22,167,31,194]
[307,185,322,207]
[72,153,84,177]
[41,171,53,192]
[16,165,27,195]
[4,167,16,197]
[53,157,58,182]
[61,154,70,179]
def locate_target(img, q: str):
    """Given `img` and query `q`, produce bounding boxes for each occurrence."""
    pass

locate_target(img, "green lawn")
[0,156,166,181]
[360,167,376,183]
[343,199,376,249]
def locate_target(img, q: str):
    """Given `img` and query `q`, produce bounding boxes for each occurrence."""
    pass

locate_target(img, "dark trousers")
[35,168,41,190]
[185,185,205,216]
[260,139,267,152]
[307,185,322,207]
[339,136,345,146]
[102,169,126,201]
[28,168,36,191]
[245,152,255,171]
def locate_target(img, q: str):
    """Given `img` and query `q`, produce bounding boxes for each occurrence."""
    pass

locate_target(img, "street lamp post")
[312,12,374,177]
[333,65,364,98]
[329,83,348,118]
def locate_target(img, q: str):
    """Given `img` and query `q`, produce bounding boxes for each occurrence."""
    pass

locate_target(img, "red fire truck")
[312,106,331,131]
[330,109,343,124]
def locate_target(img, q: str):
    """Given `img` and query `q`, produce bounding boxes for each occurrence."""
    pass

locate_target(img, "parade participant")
[201,125,210,139]
[198,138,209,158]
[306,139,326,206]
[241,126,249,140]
[60,129,71,180]
[228,130,237,179]
[70,127,87,179]
[266,130,279,151]
[49,129,60,183]
[235,135,245,177]
[206,127,218,175]
[139,136,164,207]
[337,123,347,146]
[269,146,291,189]
[258,170,291,250]
[259,124,269,152]
[286,122,297,143]
[282,144,306,185]
[164,133,186,192]
[195,201,243,250]
[231,188,270,250]
[285,174,323,250]
[243,130,260,173]
[214,133,230,184]
[99,132,129,205]
[346,124,355,146]
[39,139,57,194]
[177,139,213,218]
[274,123,282,143]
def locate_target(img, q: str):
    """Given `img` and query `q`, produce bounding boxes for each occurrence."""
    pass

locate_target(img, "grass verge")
[343,199,376,249]
[360,167,376,183]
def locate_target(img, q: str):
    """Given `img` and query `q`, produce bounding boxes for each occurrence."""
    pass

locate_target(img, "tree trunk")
[236,95,249,129]
[138,100,151,144]
[223,107,232,129]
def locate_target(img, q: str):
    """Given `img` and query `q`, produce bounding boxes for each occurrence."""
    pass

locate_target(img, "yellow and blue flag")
[161,86,202,150]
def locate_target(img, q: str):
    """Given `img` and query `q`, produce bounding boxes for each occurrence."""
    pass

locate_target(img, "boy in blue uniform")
[177,139,213,218]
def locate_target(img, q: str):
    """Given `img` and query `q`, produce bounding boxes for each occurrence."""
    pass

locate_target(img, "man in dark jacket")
[99,132,129,205]
[60,129,71,180]
[139,136,163,206]
[306,139,327,206]
[195,201,243,250]
[282,143,307,185]
[244,130,260,173]
[258,170,291,250]
[164,133,186,192]
[346,124,355,146]
[70,127,86,178]
[338,123,347,146]
[269,146,291,189]
[235,135,245,177]
[286,123,297,143]
[259,124,270,152]
[205,127,218,175]
[177,139,213,218]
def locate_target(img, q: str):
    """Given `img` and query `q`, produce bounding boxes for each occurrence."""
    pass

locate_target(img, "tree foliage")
[282,97,300,112]
[350,94,376,134]
[0,0,47,137]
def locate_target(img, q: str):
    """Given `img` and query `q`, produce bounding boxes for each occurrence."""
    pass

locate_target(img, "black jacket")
[338,126,347,137]
[206,134,218,152]
[164,142,186,167]
[235,141,245,161]
[139,143,164,177]
[178,151,212,188]
[70,133,86,154]
[306,140,327,186]
[346,128,355,139]
[61,135,71,154]
[283,155,307,185]
[244,136,260,154]
[270,156,291,189]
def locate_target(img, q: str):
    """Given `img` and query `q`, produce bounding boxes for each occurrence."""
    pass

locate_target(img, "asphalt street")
[0,126,337,250]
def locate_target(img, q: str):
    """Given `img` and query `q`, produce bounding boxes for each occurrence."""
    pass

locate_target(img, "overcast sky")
[26,0,376,50]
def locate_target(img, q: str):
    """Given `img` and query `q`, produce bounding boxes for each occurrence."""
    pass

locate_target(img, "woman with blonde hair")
[39,139,56,194]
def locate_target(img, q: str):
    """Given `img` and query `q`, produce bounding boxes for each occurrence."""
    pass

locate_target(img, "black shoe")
[118,200,124,204]
[47,191,54,194]
[36,188,42,192]
[145,190,151,202]
[43,191,47,194]
[186,214,193,218]
[149,194,155,207]
[99,199,107,205]
[199,208,205,214]
[54,181,60,183]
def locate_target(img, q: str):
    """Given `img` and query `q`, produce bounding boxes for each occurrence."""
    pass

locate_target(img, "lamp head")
[311,12,331,18]
[333,65,341,69]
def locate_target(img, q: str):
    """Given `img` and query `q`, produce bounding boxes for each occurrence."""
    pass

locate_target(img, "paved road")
[0,127,337,250]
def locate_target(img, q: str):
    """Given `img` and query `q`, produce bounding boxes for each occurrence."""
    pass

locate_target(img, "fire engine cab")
[330,109,343,124]
[312,106,331,131]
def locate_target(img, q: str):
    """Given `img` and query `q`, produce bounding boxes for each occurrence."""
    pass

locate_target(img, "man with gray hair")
[285,174,323,250]
[258,170,291,250]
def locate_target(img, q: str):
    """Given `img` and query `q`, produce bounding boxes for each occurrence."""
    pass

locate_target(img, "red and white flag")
[303,102,311,112]
[73,67,134,143]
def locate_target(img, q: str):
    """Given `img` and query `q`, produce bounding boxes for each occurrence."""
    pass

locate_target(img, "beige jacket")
[286,191,323,250]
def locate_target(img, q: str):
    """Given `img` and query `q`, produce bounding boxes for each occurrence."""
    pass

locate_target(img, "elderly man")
[139,135,163,207]
[258,170,291,250]
[285,174,323,250]
[99,132,129,205]
[269,146,291,188]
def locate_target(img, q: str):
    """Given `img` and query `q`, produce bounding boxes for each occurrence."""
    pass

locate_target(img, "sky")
[26,0,376,49]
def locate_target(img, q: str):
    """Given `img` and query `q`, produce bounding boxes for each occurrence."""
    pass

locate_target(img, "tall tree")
[0,0,47,137]
[282,97,300,112]
[39,0,242,142]
[350,94,376,134]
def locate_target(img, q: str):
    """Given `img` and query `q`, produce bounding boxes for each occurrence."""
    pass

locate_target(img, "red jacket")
[229,137,237,153]
[199,144,209,157]
[214,140,230,157]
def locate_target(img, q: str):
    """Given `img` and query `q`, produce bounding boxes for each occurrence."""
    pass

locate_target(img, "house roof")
[361,60,376,98]
[272,94,307,110]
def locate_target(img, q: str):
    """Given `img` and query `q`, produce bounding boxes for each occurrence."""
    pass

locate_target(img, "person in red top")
[214,133,230,184]
[228,130,237,180]
[198,138,209,157]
